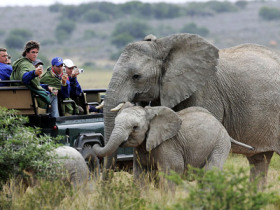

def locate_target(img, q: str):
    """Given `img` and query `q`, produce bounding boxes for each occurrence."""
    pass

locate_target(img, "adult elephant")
[103,33,280,185]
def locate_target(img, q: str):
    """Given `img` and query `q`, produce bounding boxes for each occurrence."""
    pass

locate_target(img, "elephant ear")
[159,33,219,108]
[145,106,182,151]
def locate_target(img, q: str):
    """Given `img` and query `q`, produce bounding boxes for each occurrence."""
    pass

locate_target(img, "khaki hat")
[63,59,76,68]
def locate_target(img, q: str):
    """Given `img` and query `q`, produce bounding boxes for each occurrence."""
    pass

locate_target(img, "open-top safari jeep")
[0,80,133,172]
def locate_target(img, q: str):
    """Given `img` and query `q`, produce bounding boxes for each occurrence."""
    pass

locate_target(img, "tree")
[112,20,151,40]
[55,19,76,42]
[5,29,32,49]
[259,6,280,21]
[180,23,209,37]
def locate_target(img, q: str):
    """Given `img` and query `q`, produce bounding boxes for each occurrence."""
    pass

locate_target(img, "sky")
[0,0,200,7]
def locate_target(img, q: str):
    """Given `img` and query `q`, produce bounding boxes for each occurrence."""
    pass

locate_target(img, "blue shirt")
[0,63,13,86]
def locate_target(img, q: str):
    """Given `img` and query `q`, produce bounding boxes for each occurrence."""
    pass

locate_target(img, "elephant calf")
[93,103,253,182]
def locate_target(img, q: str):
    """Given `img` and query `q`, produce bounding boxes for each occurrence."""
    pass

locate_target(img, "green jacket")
[40,68,62,90]
[11,57,50,105]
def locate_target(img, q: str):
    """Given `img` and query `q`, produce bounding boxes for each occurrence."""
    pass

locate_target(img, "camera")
[78,68,84,74]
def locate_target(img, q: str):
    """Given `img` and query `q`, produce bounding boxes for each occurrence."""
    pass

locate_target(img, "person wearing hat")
[0,48,13,86]
[32,59,44,69]
[63,58,101,114]
[63,59,83,98]
[40,57,71,116]
[10,41,54,113]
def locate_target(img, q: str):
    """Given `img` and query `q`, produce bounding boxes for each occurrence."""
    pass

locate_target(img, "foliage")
[112,20,151,44]
[0,107,62,188]
[152,3,181,19]
[83,10,108,23]
[259,6,280,21]
[94,171,148,209]
[55,19,76,42]
[205,1,238,13]
[235,0,248,9]
[5,29,32,49]
[185,1,238,17]
[111,33,134,48]
[0,179,73,209]
[166,167,278,210]
[180,23,209,37]
[49,3,64,13]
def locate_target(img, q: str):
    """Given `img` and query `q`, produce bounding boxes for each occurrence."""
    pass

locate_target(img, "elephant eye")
[132,74,141,80]
[133,126,138,130]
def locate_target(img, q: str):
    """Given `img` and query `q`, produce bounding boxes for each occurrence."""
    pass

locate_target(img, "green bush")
[83,10,108,23]
[153,3,181,19]
[180,23,209,37]
[185,3,215,16]
[205,1,238,13]
[55,19,76,42]
[0,107,62,188]
[5,29,32,49]
[259,6,280,21]
[166,167,278,210]
[49,3,64,13]
[112,20,151,40]
[111,33,134,48]
[235,0,248,9]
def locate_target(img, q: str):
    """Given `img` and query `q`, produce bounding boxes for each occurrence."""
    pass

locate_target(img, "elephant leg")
[247,151,274,188]
[205,143,231,171]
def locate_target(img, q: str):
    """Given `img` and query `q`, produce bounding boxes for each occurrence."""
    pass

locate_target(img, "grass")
[0,153,279,209]
[78,70,113,89]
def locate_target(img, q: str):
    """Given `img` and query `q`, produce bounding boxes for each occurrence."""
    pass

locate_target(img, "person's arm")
[40,83,49,91]
[0,65,13,79]
[70,77,83,96]
[60,79,70,99]
[22,70,36,85]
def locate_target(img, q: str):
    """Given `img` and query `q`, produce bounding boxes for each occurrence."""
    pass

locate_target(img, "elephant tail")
[230,138,254,150]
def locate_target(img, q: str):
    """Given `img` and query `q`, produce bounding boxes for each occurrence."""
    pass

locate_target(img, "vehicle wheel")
[81,145,100,177]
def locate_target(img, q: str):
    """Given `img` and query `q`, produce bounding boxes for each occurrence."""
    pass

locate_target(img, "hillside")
[0,1,280,69]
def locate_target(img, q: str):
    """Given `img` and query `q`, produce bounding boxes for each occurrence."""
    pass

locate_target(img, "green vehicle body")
[0,82,133,171]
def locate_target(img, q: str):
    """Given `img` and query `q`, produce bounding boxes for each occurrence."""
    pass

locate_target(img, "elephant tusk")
[111,102,125,112]
[96,101,104,109]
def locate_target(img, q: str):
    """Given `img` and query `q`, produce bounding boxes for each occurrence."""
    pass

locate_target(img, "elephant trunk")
[93,126,129,157]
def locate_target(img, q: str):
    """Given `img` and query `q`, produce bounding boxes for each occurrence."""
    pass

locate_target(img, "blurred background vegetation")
[1,0,280,86]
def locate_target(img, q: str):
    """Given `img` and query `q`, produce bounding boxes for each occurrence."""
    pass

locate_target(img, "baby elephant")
[93,103,253,180]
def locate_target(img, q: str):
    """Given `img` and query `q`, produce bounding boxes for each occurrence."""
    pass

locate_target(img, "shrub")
[0,108,62,188]
[55,19,76,42]
[259,6,280,21]
[166,167,278,210]
[112,20,151,40]
[180,23,209,37]
[5,29,32,49]
[235,0,248,9]
[83,30,96,40]
[83,10,108,23]
[111,33,134,48]
[205,1,238,13]
[153,3,181,19]
[49,3,64,13]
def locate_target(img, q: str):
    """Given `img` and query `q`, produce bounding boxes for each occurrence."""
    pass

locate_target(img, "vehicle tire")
[81,145,100,177]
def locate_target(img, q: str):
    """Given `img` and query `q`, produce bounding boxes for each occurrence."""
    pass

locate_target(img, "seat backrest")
[0,86,44,115]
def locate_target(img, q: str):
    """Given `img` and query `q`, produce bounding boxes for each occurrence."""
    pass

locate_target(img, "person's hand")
[35,65,43,77]
[62,74,68,85]
[72,68,79,77]
[48,86,58,95]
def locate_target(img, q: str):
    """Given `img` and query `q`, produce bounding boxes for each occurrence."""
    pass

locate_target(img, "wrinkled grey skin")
[94,104,253,181]
[103,33,280,185]
[54,146,89,187]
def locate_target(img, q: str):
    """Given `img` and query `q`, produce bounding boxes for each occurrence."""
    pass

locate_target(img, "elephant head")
[103,33,219,167]
[93,102,182,157]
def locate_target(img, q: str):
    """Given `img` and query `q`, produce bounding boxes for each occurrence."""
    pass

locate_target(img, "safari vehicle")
[0,80,133,172]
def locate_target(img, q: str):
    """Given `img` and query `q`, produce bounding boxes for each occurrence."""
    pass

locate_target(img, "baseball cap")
[32,59,44,66]
[51,57,63,66]
[63,59,76,68]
